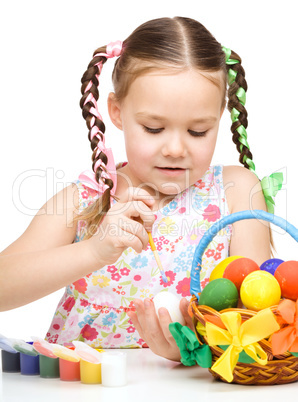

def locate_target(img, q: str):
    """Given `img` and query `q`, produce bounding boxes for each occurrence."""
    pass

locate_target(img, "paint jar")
[59,358,80,382]
[18,342,40,376]
[101,352,127,387]
[80,359,101,384]
[1,350,20,373]
[39,354,60,378]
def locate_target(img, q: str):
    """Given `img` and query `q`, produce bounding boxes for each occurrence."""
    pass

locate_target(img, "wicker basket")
[190,209,298,385]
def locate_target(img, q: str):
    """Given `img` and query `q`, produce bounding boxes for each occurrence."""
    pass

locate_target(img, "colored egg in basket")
[223,257,260,291]
[240,270,281,311]
[260,258,284,275]
[274,260,298,300]
[209,256,243,281]
[198,278,238,311]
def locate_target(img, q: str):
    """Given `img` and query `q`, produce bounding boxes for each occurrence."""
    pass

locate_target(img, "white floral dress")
[45,163,232,348]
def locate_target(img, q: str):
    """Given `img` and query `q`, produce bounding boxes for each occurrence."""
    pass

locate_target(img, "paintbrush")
[148,231,168,283]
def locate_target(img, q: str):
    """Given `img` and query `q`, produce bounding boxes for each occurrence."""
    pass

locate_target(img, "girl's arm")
[223,165,271,264]
[0,184,101,311]
[0,184,156,312]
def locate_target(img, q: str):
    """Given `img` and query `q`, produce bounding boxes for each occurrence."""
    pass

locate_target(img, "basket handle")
[190,209,298,298]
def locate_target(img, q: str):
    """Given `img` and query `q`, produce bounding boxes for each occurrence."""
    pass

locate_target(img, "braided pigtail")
[222,47,284,254]
[222,47,255,173]
[73,42,122,239]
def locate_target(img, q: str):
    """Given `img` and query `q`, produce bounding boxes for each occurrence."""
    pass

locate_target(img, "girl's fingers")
[126,310,145,340]
[117,215,149,249]
[113,228,144,254]
[156,307,178,346]
[130,299,182,361]
[180,298,194,330]
[134,299,169,350]
[123,187,156,208]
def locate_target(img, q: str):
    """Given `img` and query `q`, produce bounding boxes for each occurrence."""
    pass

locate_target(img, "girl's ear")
[108,92,123,130]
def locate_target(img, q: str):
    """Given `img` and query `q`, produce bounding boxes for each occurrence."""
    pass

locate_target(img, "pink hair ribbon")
[94,40,123,59]
[79,41,122,202]
[78,147,117,198]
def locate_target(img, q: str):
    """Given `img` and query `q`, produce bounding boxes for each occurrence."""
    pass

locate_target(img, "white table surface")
[0,348,297,402]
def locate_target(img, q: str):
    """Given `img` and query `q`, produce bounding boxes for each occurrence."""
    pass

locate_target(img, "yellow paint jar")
[72,342,105,384]
[80,359,101,384]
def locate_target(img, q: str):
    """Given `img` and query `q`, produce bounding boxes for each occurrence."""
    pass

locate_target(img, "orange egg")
[274,260,298,300]
[209,256,243,281]
[223,257,260,291]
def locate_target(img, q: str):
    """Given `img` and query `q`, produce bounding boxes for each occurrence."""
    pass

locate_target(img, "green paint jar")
[39,354,60,378]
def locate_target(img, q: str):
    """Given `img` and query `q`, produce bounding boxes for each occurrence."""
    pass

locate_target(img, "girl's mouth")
[156,167,186,176]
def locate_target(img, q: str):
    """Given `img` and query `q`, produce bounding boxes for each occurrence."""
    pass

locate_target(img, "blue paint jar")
[17,342,40,376]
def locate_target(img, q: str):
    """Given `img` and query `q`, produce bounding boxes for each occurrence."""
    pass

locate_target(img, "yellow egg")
[209,256,243,281]
[240,270,281,311]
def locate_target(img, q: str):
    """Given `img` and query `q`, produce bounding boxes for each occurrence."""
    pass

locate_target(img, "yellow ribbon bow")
[206,309,280,382]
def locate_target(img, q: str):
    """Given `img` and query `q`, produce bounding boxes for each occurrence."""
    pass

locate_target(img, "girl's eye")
[142,126,207,137]
[142,126,163,134]
[188,130,207,137]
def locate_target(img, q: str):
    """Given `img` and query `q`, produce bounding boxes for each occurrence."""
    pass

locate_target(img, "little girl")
[0,17,282,362]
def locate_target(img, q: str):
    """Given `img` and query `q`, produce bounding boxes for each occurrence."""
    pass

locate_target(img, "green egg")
[198,278,238,311]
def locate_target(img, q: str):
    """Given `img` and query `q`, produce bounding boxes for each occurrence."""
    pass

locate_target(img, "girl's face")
[108,69,224,205]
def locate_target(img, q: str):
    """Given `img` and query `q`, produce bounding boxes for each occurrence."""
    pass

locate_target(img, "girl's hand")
[127,297,194,362]
[86,187,156,266]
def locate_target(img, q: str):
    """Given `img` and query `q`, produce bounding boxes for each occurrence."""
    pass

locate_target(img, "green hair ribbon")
[222,45,283,214]
[222,46,255,172]
[169,322,212,367]
[260,173,284,214]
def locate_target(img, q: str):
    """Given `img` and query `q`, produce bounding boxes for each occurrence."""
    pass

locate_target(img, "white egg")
[153,291,186,325]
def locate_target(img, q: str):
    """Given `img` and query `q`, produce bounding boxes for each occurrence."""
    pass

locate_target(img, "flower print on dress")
[73,278,88,293]
[157,216,177,236]
[80,324,98,341]
[130,255,148,269]
[107,265,117,274]
[80,299,89,307]
[176,277,191,297]
[160,270,176,287]
[131,271,151,288]
[202,204,221,223]
[173,255,189,273]
[194,179,206,189]
[92,274,110,288]
[67,314,80,329]
[205,248,215,258]
[62,296,75,312]
[217,243,224,252]
[126,326,136,334]
[214,165,221,176]
[104,333,126,347]
[102,312,118,326]
[49,316,65,333]
[186,231,202,245]
[120,267,130,276]
[78,314,95,329]
[214,252,222,261]
[169,200,178,210]
[111,272,122,281]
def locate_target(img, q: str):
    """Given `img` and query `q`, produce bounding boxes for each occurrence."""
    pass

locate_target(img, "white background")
[0,0,297,340]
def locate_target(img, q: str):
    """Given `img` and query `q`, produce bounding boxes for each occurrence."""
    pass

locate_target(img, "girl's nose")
[161,131,187,158]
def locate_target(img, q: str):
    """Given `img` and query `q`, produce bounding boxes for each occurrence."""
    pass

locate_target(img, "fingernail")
[183,298,188,306]
[158,307,167,316]
[144,299,151,309]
